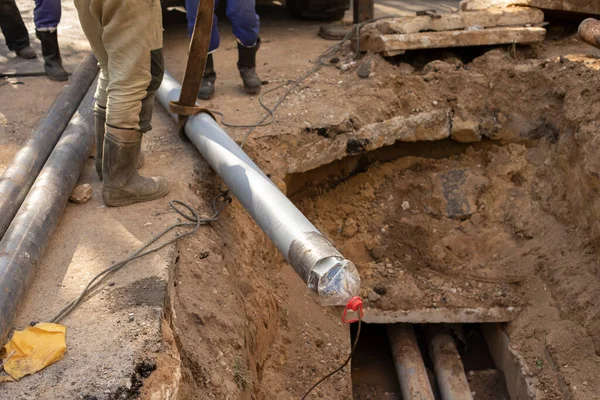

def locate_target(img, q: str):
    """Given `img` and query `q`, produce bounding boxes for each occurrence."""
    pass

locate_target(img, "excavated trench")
[167,48,600,399]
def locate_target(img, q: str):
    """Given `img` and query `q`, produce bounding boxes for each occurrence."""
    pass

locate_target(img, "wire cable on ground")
[48,199,229,324]
[301,320,362,400]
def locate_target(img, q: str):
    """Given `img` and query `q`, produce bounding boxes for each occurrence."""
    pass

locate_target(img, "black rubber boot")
[102,129,168,207]
[35,29,68,82]
[237,38,262,94]
[16,46,36,59]
[198,53,216,100]
[94,106,144,180]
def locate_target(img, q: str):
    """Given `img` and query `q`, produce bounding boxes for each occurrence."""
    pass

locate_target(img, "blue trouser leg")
[185,0,220,52]
[33,0,61,29]
[226,0,259,47]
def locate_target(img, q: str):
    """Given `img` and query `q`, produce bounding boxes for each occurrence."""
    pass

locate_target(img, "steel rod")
[0,53,98,240]
[0,86,96,344]
[156,71,360,306]
[428,329,473,400]
[387,324,436,400]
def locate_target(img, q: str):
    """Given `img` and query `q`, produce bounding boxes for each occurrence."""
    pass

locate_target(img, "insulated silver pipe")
[0,86,96,344]
[156,71,360,306]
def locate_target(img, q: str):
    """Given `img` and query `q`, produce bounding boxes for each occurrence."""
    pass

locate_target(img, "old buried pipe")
[579,18,600,49]
[427,328,473,400]
[0,87,95,344]
[0,53,98,240]
[387,324,436,400]
[156,71,360,306]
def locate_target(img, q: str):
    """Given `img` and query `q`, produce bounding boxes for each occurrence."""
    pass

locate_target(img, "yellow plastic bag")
[1,323,67,381]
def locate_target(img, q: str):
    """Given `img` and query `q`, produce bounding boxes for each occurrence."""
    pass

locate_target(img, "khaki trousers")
[74,0,164,133]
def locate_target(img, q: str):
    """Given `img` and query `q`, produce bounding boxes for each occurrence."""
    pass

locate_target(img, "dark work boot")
[36,29,69,82]
[16,46,36,59]
[94,106,144,180]
[102,128,169,207]
[237,38,262,95]
[198,53,216,100]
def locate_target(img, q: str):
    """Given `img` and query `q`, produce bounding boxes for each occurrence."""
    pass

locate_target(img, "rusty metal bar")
[353,0,374,23]
[0,54,98,240]
[579,18,600,49]
[387,324,435,400]
[0,86,96,344]
[428,328,473,400]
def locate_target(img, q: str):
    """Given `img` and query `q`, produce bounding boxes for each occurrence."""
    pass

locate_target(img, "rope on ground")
[48,198,229,324]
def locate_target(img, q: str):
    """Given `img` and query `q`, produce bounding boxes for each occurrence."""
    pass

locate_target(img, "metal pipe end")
[579,18,600,49]
[309,256,361,307]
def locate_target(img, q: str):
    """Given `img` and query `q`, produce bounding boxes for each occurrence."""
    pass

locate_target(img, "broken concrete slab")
[460,0,600,15]
[289,109,451,173]
[370,7,544,35]
[360,26,546,54]
[362,306,521,323]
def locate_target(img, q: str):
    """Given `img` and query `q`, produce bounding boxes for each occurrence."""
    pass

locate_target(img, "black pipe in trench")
[0,85,96,344]
[0,54,98,240]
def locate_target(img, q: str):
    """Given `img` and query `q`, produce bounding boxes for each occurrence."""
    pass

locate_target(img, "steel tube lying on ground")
[579,18,600,49]
[428,329,473,400]
[0,87,96,344]
[0,53,98,240]
[156,71,360,306]
[387,324,435,400]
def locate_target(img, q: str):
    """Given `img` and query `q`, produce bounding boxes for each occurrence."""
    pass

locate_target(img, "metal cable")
[48,199,229,324]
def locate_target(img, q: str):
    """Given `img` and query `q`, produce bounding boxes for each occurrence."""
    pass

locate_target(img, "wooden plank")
[374,7,544,35]
[460,0,600,15]
[361,26,546,54]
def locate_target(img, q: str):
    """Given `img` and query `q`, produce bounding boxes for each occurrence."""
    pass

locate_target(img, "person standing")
[185,0,262,99]
[74,0,169,207]
[0,0,36,59]
[34,0,68,81]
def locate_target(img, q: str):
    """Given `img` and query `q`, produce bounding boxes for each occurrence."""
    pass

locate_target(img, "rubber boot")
[35,29,68,82]
[237,38,262,94]
[16,46,36,59]
[102,128,169,207]
[198,53,216,100]
[94,106,145,180]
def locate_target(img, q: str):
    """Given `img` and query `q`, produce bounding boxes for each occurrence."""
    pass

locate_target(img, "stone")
[368,291,381,302]
[70,183,93,204]
[342,218,358,238]
[451,114,482,143]
[357,58,373,78]
[371,246,386,261]
[423,60,456,74]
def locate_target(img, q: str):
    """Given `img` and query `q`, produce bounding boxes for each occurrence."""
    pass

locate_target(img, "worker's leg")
[34,0,68,81]
[227,0,261,93]
[77,0,168,206]
[185,0,220,51]
[0,0,34,57]
[185,0,220,99]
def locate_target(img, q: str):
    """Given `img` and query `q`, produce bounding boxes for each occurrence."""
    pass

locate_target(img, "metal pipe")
[579,18,600,49]
[428,329,473,400]
[0,86,96,344]
[0,53,98,239]
[387,324,435,400]
[156,71,360,306]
